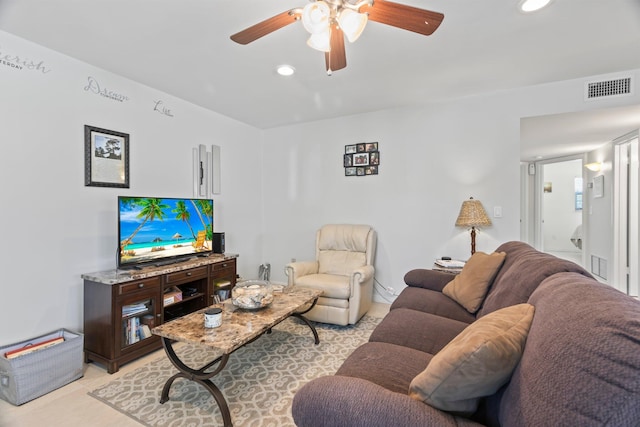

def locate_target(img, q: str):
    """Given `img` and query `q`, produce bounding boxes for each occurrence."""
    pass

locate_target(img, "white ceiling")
[1,0,639,158]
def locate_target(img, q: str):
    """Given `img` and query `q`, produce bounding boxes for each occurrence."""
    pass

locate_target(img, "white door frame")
[613,131,639,296]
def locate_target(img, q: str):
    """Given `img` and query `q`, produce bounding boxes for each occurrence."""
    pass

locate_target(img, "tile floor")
[0,302,390,427]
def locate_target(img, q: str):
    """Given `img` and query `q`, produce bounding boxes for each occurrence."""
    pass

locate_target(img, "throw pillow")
[409,303,535,415]
[442,251,506,313]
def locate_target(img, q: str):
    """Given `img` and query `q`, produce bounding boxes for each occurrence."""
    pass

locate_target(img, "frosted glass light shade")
[307,30,331,52]
[302,1,331,34]
[338,9,367,42]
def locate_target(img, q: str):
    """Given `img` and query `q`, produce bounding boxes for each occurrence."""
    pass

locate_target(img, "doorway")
[535,158,584,266]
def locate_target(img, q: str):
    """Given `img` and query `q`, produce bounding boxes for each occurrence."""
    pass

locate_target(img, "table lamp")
[455,197,492,255]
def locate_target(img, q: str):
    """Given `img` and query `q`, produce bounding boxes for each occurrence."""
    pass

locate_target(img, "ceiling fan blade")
[360,0,444,36]
[325,25,347,73]
[230,10,301,45]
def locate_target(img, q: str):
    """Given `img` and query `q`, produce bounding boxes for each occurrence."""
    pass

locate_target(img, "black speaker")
[212,232,225,254]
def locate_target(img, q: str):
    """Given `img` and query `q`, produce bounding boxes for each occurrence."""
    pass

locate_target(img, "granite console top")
[152,287,322,354]
[81,253,239,285]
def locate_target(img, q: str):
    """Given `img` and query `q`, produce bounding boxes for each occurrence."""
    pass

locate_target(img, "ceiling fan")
[230,0,444,74]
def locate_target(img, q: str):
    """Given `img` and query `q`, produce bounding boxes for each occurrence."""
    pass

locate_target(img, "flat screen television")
[118,196,214,269]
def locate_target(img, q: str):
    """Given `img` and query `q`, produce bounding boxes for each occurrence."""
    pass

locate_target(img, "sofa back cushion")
[476,241,592,318]
[489,273,640,426]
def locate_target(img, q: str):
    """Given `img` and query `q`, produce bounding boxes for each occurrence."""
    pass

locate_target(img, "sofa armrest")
[403,269,456,292]
[293,376,481,427]
[284,261,319,287]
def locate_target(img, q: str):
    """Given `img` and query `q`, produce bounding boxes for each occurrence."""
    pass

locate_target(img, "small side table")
[433,265,464,275]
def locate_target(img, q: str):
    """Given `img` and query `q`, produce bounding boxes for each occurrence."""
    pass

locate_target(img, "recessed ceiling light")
[518,0,552,13]
[276,65,295,76]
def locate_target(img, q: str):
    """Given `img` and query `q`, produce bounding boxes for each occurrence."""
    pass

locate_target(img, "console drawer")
[211,259,235,272]
[118,277,160,295]
[165,266,208,285]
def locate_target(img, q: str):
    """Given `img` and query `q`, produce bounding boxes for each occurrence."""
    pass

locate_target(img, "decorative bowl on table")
[232,280,274,310]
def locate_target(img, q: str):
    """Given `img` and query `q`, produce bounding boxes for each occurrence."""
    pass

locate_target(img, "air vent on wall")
[585,77,632,100]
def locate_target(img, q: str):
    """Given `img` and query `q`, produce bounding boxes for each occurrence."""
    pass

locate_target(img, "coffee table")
[151,287,322,426]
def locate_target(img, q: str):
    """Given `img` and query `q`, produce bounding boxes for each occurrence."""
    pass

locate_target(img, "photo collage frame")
[344,142,379,176]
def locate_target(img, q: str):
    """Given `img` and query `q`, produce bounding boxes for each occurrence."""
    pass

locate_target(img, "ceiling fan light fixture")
[337,9,368,43]
[307,30,331,52]
[302,1,331,34]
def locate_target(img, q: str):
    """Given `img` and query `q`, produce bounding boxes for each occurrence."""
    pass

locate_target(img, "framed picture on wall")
[344,142,380,177]
[353,153,369,166]
[365,142,378,152]
[84,125,130,188]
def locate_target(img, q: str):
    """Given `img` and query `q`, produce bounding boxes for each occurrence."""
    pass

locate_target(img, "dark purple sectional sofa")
[292,241,640,426]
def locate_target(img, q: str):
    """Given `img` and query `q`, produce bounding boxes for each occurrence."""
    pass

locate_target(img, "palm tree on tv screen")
[120,198,170,252]
[173,200,196,240]
[191,199,213,239]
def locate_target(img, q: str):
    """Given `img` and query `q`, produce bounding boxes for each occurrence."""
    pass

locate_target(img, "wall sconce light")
[585,162,602,172]
[455,197,492,256]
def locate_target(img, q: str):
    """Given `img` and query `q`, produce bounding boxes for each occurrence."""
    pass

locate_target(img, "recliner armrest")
[284,261,319,287]
[351,265,374,285]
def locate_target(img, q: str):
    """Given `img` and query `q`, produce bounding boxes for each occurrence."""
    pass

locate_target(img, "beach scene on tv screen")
[119,197,213,266]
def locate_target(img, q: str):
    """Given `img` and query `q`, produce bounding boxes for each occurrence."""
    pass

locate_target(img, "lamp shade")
[455,197,492,228]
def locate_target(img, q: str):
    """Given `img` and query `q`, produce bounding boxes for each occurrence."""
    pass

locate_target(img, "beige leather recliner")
[285,224,377,326]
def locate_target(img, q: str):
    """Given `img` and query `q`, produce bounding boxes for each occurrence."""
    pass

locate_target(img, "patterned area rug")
[88,315,381,426]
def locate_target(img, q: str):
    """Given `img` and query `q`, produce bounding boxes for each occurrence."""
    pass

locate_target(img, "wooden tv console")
[82,254,238,373]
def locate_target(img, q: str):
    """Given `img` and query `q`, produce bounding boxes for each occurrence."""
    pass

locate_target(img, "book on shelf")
[434,259,466,269]
[123,317,154,345]
[122,303,148,317]
[5,336,65,359]
[140,324,152,339]
[215,280,231,288]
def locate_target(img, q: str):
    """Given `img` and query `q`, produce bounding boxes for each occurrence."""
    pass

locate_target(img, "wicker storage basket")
[0,329,83,405]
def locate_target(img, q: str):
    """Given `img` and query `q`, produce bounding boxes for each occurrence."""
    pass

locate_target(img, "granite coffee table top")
[152,287,322,354]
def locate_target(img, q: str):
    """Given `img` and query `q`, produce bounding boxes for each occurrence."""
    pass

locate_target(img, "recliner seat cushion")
[296,274,351,299]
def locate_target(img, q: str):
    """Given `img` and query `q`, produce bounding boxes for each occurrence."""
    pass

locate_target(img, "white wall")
[0,31,263,344]
[585,142,615,282]
[261,70,640,301]
[2,27,639,344]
